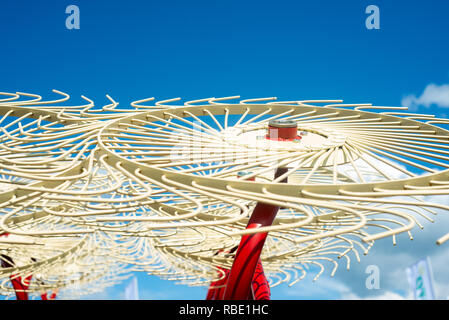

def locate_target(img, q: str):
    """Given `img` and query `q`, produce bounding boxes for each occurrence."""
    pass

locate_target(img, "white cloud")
[278,272,411,300]
[280,276,356,300]
[402,83,449,110]
[342,290,408,300]
[363,291,407,300]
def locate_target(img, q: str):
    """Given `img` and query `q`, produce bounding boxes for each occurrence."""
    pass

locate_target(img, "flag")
[406,257,435,300]
[125,277,139,300]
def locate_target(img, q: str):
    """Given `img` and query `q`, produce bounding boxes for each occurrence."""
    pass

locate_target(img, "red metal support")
[0,233,32,300]
[222,197,280,299]
[0,254,32,300]
[206,267,230,300]
[41,290,58,300]
[222,120,296,300]
[252,259,270,300]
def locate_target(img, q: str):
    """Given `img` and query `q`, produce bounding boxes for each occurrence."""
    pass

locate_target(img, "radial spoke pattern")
[0,91,448,298]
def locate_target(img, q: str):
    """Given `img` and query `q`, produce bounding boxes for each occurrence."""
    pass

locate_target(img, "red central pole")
[252,258,271,300]
[222,173,284,300]
[0,233,32,300]
[0,254,32,300]
[222,120,296,300]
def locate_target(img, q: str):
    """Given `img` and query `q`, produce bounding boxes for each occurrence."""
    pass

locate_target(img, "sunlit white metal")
[1,91,449,296]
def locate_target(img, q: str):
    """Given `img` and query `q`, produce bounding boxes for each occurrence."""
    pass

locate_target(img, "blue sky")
[1,0,449,300]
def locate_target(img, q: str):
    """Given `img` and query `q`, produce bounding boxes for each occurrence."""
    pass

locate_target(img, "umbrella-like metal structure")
[96,96,449,299]
[1,91,449,299]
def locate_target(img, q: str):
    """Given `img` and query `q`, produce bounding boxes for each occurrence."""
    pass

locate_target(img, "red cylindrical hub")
[266,120,298,141]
